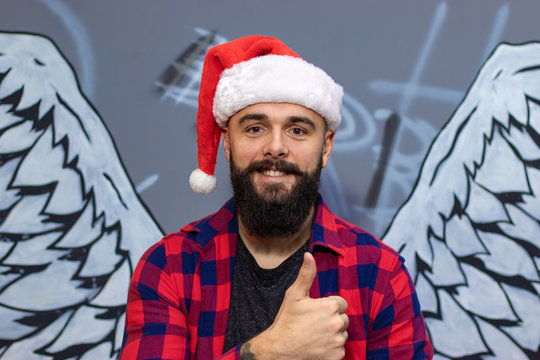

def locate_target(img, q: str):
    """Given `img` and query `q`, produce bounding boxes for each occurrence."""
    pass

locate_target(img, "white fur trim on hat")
[189,168,217,194]
[213,55,343,131]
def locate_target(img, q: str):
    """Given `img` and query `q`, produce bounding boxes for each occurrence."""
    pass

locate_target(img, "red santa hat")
[189,35,343,193]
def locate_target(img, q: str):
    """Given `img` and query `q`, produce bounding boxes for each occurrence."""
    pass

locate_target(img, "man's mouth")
[262,169,286,177]
[246,159,302,177]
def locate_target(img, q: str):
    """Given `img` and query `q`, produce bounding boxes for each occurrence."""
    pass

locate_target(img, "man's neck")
[237,207,315,269]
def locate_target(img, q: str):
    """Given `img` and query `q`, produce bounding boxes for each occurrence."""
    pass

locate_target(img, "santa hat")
[189,35,343,194]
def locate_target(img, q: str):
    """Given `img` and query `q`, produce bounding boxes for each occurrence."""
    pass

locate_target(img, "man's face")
[222,103,334,198]
[222,103,335,238]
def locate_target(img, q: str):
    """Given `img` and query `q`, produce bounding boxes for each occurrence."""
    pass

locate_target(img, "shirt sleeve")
[367,259,434,359]
[119,241,242,360]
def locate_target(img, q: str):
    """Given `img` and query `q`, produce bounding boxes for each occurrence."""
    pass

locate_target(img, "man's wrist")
[240,329,282,360]
[240,342,256,360]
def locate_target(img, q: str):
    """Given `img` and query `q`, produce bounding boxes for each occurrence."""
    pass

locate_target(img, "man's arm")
[120,240,242,360]
[120,242,191,359]
[367,260,434,359]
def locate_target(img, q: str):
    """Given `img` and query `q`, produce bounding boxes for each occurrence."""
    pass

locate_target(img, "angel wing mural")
[0,32,163,359]
[383,42,540,359]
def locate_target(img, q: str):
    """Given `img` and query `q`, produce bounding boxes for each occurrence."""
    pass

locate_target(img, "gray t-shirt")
[223,237,309,353]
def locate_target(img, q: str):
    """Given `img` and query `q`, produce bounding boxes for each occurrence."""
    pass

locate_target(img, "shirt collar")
[183,194,344,256]
[310,194,345,257]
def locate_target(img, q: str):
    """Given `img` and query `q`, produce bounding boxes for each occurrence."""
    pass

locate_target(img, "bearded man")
[120,35,433,360]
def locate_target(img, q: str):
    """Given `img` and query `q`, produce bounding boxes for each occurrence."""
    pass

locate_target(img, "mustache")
[244,159,303,176]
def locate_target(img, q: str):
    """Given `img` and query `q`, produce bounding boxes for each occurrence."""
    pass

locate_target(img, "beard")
[230,156,322,239]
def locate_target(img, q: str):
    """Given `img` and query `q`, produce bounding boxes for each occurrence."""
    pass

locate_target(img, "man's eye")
[247,126,263,134]
[290,127,307,135]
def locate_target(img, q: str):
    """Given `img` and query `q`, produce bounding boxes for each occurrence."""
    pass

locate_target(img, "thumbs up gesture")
[242,253,349,360]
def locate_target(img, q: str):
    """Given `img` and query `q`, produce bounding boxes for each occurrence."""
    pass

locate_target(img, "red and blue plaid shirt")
[121,196,433,359]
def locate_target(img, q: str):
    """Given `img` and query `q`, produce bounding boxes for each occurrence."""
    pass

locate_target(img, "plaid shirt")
[121,196,433,359]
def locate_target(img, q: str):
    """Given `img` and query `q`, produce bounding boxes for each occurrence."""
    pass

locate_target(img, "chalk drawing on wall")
[383,42,540,359]
[41,0,96,100]
[0,31,163,359]
[155,28,227,108]
[360,2,511,236]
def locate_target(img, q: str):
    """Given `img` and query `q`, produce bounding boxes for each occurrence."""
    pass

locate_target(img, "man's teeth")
[263,170,285,177]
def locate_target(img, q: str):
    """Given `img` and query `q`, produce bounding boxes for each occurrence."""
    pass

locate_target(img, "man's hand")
[241,252,349,360]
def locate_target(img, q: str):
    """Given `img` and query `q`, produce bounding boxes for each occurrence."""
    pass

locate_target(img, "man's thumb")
[289,252,317,298]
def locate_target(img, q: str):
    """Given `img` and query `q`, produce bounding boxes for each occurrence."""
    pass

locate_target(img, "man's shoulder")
[136,210,232,276]
[338,217,399,250]
[320,204,403,267]
[156,198,237,251]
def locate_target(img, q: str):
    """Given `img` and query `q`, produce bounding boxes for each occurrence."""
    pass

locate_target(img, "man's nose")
[263,131,288,159]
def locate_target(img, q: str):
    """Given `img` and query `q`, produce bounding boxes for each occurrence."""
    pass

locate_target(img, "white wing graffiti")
[383,42,540,359]
[0,32,163,359]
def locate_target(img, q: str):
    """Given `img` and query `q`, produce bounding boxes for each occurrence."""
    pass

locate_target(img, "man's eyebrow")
[237,113,268,125]
[288,116,316,129]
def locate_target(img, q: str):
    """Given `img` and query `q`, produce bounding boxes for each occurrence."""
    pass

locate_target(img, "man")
[120,35,433,359]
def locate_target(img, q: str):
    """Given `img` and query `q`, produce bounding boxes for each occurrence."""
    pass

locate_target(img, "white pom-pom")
[189,168,217,194]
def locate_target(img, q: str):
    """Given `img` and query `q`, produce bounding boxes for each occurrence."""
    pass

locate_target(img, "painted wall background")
[0,1,539,359]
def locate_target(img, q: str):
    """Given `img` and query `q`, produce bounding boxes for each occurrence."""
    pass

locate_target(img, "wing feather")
[528,98,540,133]
[0,310,73,360]
[0,157,21,210]
[500,204,540,250]
[501,284,540,350]
[54,200,103,248]
[444,213,487,257]
[425,235,465,286]
[0,259,97,310]
[0,120,37,153]
[503,119,540,163]
[476,317,530,360]
[477,229,539,281]
[90,259,131,308]
[455,263,517,321]
[0,104,24,129]
[0,194,60,234]
[45,305,115,353]
[414,273,438,314]
[474,128,530,194]
[2,231,63,266]
[466,180,509,223]
[78,343,116,360]
[425,291,488,357]
[78,229,123,277]
[0,306,34,340]
[12,128,64,187]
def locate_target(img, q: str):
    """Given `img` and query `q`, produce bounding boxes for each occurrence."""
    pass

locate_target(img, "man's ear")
[222,128,231,163]
[321,130,335,168]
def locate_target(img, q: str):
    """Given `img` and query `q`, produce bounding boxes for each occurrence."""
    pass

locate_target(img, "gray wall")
[1,1,540,359]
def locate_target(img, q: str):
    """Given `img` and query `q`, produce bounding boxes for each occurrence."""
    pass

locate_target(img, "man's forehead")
[227,102,326,127]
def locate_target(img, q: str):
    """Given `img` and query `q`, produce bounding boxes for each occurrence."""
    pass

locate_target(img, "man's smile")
[262,169,287,177]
